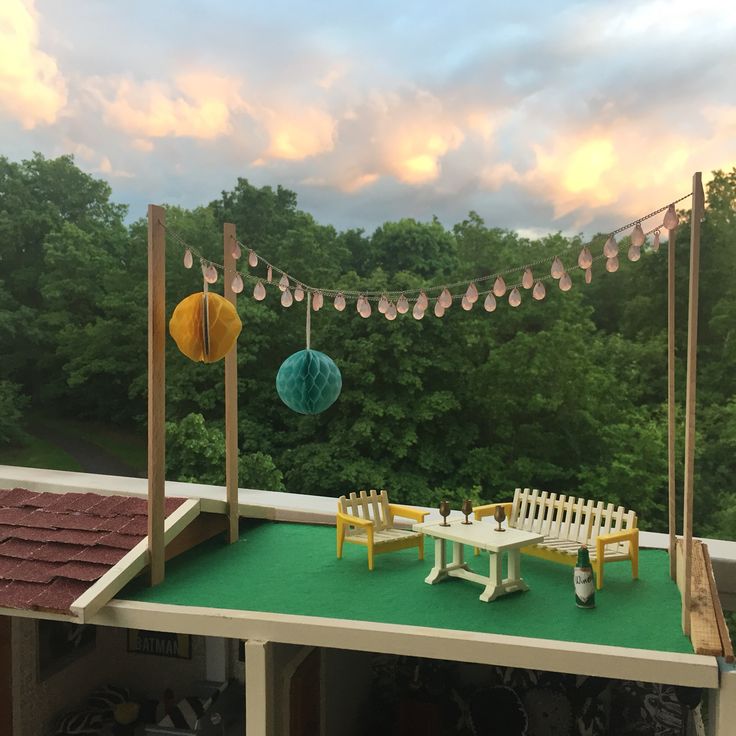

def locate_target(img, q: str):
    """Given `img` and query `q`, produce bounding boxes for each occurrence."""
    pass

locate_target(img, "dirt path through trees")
[33,426,142,478]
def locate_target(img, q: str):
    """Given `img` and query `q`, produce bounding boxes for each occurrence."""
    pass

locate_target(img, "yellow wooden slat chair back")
[336,490,429,570]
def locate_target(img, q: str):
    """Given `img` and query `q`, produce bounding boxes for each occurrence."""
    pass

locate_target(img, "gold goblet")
[461,499,473,525]
[439,500,451,527]
[494,505,506,532]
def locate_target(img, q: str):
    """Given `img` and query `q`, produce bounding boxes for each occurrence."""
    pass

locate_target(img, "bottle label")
[574,567,595,607]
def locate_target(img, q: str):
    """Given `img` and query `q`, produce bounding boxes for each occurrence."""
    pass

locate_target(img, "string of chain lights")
[164,194,688,321]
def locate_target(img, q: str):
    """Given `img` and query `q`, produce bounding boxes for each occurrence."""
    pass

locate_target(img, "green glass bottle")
[574,546,596,608]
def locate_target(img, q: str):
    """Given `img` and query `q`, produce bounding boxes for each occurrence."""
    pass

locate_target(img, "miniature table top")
[413,519,544,552]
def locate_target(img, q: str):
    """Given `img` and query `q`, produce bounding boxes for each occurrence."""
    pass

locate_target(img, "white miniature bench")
[473,488,639,589]
[336,490,428,570]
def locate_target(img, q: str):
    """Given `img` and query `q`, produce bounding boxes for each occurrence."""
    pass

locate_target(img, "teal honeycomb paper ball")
[276,349,342,414]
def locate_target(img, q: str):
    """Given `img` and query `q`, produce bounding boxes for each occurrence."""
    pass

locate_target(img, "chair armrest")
[473,502,513,521]
[336,511,373,528]
[388,504,429,523]
[596,528,639,553]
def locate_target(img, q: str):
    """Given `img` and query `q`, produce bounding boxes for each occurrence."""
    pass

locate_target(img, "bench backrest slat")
[540,493,557,536]
[510,488,523,527]
[568,499,586,542]
[521,488,539,531]
[586,501,603,543]
[558,496,575,539]
[532,491,548,534]
[547,494,565,538]
[612,505,625,533]
[601,502,615,537]
[514,487,528,528]
[625,509,637,530]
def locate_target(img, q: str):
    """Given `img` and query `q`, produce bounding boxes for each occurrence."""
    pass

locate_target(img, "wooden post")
[224,223,239,543]
[245,640,273,735]
[682,172,705,635]
[668,223,678,580]
[147,205,166,585]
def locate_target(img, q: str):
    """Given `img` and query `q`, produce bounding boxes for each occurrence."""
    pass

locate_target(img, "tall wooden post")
[682,172,705,635]
[147,205,166,585]
[668,222,678,580]
[223,223,239,543]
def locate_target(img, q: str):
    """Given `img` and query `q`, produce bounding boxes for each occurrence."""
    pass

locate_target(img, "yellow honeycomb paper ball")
[169,292,242,363]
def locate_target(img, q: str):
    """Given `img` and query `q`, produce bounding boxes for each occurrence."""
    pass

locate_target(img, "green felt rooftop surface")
[122,520,693,654]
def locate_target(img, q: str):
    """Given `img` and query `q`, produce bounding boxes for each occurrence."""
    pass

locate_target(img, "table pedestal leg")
[506,549,529,592]
[425,539,472,585]
[451,541,469,570]
[478,549,529,601]
[425,538,448,584]
[480,550,503,602]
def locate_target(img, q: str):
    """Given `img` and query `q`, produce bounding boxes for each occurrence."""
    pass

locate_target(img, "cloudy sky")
[2,0,735,235]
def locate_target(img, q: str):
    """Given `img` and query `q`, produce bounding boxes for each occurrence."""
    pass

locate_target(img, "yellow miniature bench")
[474,488,639,589]
[336,490,429,570]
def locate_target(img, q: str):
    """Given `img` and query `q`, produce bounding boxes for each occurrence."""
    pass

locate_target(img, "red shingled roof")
[0,488,186,616]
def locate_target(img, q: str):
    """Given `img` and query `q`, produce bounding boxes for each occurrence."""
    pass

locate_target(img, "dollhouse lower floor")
[2,617,734,736]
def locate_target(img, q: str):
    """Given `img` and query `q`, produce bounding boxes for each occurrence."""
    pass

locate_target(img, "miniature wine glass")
[461,499,473,525]
[494,505,506,532]
[439,500,451,527]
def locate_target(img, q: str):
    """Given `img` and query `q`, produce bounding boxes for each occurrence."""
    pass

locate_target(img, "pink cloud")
[0,0,67,128]
[522,118,733,227]
[254,104,336,161]
[93,73,246,140]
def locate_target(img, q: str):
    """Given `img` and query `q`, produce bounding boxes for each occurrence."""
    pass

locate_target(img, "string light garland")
[163,193,688,318]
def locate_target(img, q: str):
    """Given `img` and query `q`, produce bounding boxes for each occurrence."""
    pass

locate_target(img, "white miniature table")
[413,520,544,602]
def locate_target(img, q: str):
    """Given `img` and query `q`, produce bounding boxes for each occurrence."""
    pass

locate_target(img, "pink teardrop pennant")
[231,273,244,294]
[465,282,479,304]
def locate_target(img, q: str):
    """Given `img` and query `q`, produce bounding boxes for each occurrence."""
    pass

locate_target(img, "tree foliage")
[0,381,28,446]
[2,154,735,539]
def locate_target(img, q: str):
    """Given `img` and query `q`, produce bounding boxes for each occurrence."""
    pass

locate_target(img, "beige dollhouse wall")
[10,619,209,736]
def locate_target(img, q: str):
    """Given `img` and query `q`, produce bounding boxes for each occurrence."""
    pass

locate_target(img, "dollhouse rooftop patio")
[121,518,690,654]
[2,464,733,694]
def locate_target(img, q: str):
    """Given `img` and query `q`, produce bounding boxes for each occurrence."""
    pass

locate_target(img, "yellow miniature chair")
[336,490,428,570]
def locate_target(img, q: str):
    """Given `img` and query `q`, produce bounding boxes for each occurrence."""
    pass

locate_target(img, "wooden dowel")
[147,205,166,585]
[668,224,677,580]
[224,223,239,543]
[682,172,704,635]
